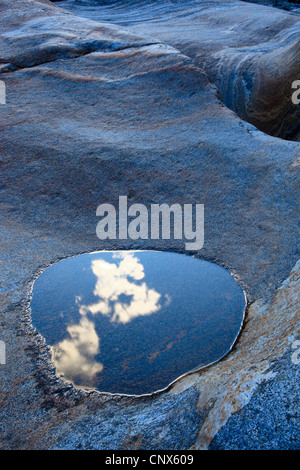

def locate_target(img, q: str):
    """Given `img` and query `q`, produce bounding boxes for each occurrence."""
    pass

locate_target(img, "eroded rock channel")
[60,0,300,140]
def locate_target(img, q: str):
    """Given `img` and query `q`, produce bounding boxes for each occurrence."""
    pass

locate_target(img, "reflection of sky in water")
[30,251,246,395]
[79,253,162,323]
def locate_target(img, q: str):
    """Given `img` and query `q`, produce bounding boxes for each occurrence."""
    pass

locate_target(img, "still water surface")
[30,251,246,395]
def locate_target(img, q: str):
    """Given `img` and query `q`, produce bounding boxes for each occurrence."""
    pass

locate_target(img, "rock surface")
[0,0,299,449]
[61,0,300,140]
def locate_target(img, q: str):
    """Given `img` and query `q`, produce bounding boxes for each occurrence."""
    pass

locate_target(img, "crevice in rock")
[196,39,300,142]
[0,41,160,74]
[53,0,300,142]
[241,0,300,14]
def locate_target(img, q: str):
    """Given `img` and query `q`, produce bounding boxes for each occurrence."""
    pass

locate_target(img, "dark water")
[30,251,246,395]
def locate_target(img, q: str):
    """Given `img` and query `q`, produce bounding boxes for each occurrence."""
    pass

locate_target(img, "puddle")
[30,251,246,396]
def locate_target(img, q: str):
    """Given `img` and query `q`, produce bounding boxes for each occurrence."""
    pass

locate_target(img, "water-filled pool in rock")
[30,251,246,396]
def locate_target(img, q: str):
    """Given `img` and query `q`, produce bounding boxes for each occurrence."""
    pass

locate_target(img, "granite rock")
[0,0,299,449]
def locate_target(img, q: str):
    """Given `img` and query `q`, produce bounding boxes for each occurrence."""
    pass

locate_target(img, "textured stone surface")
[0,0,299,449]
[61,0,300,140]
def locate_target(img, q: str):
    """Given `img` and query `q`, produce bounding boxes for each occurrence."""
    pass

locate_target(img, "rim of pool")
[27,250,248,398]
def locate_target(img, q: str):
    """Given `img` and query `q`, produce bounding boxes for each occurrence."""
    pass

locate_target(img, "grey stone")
[0,0,299,450]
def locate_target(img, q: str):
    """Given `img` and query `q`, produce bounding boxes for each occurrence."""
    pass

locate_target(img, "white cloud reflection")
[51,252,163,386]
[79,252,162,324]
[51,316,103,386]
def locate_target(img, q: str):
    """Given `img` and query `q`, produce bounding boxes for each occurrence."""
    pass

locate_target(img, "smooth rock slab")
[0,0,299,450]
[30,251,246,395]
